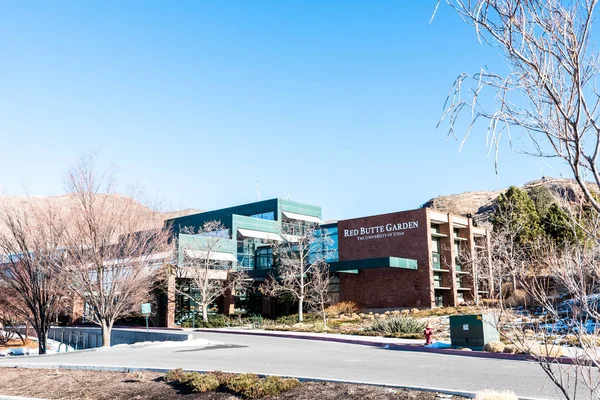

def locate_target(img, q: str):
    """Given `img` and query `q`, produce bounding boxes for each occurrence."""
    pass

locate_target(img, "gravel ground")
[0,368,466,400]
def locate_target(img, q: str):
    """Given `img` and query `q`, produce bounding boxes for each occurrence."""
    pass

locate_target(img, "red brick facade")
[337,208,489,309]
[337,208,434,309]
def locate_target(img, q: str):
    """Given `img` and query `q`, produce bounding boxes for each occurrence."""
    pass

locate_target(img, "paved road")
[0,332,584,399]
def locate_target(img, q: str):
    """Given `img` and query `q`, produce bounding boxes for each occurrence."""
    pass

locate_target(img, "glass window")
[454,228,461,238]
[194,229,229,239]
[431,237,440,254]
[433,272,442,287]
[255,246,273,269]
[457,292,465,302]
[435,292,443,307]
[431,224,440,234]
[249,211,275,220]
[310,225,338,263]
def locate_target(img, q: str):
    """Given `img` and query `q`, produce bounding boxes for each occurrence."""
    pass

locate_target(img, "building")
[161,199,492,327]
[333,207,492,309]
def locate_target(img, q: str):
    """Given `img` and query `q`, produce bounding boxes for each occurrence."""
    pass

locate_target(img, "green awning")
[330,256,417,273]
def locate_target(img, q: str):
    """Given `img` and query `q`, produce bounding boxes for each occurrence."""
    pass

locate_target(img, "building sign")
[342,221,419,242]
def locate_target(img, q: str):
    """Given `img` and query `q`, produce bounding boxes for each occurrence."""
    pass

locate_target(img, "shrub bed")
[363,317,426,335]
[164,369,300,398]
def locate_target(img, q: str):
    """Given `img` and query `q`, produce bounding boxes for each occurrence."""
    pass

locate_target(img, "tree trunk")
[202,304,208,322]
[321,302,327,328]
[298,297,304,322]
[101,320,111,347]
[36,329,47,355]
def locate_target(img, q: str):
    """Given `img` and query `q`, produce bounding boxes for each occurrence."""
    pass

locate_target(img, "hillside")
[0,194,202,234]
[422,177,592,224]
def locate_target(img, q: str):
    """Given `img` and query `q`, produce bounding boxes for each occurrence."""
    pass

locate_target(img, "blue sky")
[0,1,559,220]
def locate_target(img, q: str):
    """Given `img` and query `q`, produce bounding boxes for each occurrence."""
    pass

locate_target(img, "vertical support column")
[466,219,478,304]
[447,214,458,307]
[438,214,457,307]
[486,232,494,298]
[166,272,176,328]
[425,211,436,308]
[222,287,235,315]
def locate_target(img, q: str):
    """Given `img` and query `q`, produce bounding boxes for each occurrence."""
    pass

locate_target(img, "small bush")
[226,374,299,399]
[180,314,232,328]
[274,314,319,325]
[211,370,236,386]
[164,368,187,382]
[502,344,519,354]
[187,374,220,393]
[364,317,426,335]
[483,341,505,353]
[261,376,301,397]
[537,345,564,358]
[325,301,358,317]
[564,334,600,348]
[226,374,263,398]
[476,389,518,400]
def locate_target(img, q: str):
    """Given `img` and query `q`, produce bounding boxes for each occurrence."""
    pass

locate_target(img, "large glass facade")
[237,237,274,270]
[310,225,339,263]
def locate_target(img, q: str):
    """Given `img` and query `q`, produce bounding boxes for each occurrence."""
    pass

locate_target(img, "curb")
[194,329,577,365]
[0,363,550,400]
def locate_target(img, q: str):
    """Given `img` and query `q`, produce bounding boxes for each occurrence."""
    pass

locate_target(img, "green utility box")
[449,314,499,349]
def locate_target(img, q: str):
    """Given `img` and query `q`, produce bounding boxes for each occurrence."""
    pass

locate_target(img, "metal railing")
[49,327,103,351]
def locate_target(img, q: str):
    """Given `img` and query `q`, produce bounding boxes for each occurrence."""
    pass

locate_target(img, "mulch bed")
[0,368,466,399]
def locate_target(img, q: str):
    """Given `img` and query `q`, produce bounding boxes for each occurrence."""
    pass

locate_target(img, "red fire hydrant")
[424,325,433,345]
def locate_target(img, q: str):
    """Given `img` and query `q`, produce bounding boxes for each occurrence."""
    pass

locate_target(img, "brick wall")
[337,208,434,309]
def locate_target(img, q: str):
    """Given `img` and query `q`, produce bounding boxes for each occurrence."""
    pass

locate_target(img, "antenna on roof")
[256,179,261,200]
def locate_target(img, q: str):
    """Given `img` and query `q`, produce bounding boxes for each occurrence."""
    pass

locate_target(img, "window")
[255,246,273,269]
[433,272,443,288]
[431,237,440,254]
[454,241,460,256]
[457,292,465,303]
[431,237,441,268]
[457,275,464,288]
[435,292,444,307]
[249,211,275,220]
[311,225,338,263]
[194,229,229,239]
[454,228,461,238]
[431,224,440,234]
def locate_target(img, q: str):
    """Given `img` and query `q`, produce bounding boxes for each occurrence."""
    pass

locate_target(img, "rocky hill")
[421,177,592,225]
[0,194,202,234]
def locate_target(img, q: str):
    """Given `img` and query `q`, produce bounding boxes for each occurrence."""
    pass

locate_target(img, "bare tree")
[433,3,600,396]
[437,0,600,213]
[63,156,172,346]
[174,221,247,323]
[261,224,333,323]
[305,259,333,328]
[0,199,69,354]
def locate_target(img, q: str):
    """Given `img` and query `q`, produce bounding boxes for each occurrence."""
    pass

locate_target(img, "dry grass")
[0,338,37,350]
[482,341,505,353]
